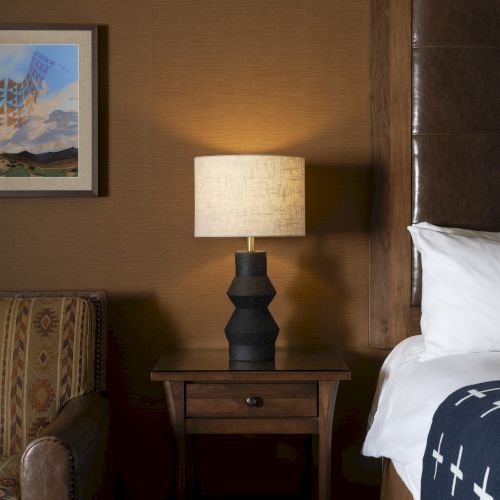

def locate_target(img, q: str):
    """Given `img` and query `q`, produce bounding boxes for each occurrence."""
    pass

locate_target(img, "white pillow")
[408,222,500,358]
[412,221,500,242]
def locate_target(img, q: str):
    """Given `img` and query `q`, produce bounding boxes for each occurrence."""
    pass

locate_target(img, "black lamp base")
[229,343,275,362]
[224,251,279,362]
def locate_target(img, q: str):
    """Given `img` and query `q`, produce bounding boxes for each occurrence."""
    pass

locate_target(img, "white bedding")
[362,335,500,498]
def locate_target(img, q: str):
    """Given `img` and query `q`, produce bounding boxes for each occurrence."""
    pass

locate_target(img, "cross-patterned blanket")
[422,381,500,499]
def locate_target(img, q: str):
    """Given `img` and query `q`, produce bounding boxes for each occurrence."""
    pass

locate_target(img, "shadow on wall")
[106,294,181,500]
[306,163,370,234]
[285,163,371,349]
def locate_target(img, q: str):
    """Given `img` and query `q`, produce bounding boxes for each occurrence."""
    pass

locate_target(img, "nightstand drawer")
[186,382,317,418]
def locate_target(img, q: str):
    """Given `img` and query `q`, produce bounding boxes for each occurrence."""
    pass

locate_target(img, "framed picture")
[0,25,97,196]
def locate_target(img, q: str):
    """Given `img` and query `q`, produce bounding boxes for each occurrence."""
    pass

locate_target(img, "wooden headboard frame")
[369,0,419,348]
[369,0,500,348]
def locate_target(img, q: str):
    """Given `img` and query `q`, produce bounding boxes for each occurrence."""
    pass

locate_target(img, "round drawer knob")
[245,396,260,407]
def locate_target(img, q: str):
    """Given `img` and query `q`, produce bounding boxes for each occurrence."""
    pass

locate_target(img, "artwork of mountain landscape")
[0,44,78,177]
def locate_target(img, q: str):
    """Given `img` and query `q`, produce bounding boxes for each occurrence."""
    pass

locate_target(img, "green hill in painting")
[0,147,78,177]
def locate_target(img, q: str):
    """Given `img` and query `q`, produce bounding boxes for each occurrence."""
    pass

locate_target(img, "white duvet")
[362,335,500,497]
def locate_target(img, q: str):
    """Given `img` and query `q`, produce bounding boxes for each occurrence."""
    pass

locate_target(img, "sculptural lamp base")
[224,251,279,362]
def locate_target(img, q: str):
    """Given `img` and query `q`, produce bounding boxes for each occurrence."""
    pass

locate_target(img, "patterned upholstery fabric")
[0,455,20,499]
[0,297,96,456]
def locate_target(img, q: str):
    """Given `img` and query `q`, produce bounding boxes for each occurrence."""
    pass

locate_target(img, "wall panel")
[0,1,372,497]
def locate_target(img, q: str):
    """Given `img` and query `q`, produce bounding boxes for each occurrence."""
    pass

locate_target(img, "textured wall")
[0,1,373,497]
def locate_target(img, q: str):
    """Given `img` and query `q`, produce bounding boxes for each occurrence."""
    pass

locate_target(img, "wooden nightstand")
[151,349,350,500]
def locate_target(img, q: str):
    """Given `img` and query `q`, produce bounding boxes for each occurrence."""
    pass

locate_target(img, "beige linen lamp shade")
[194,155,305,238]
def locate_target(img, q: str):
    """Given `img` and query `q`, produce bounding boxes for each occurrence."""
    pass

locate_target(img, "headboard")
[369,0,500,348]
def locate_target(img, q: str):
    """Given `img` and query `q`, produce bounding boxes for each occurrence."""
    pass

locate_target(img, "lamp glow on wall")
[194,155,305,361]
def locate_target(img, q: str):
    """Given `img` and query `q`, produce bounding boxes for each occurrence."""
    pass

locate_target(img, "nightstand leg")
[164,381,193,500]
[318,380,339,500]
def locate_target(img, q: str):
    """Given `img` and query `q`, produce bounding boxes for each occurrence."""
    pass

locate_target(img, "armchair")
[0,291,110,500]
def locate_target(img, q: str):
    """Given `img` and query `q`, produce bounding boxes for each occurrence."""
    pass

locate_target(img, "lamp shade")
[194,155,305,237]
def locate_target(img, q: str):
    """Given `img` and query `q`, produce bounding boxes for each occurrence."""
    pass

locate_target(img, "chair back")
[0,291,106,456]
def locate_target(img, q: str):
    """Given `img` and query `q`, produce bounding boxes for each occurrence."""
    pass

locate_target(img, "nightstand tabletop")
[151,349,350,382]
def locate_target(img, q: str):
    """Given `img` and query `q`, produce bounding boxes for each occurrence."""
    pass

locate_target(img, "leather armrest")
[21,393,110,500]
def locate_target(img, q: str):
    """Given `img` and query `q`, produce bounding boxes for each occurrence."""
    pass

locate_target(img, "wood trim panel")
[164,381,193,500]
[152,371,350,382]
[381,459,413,500]
[369,0,420,348]
[185,418,319,435]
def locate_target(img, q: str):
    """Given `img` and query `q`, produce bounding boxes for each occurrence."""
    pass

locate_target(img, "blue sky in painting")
[0,44,78,90]
[0,44,79,154]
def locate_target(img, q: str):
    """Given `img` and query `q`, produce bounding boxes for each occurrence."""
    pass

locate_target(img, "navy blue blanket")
[422,381,500,499]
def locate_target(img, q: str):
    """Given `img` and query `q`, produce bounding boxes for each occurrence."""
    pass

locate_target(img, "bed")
[364,334,500,498]
[366,0,500,498]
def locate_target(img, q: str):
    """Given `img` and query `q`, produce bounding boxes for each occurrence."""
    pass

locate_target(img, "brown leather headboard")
[369,0,500,347]
[411,0,500,305]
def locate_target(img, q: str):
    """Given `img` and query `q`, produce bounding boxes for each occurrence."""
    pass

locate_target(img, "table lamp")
[194,155,305,362]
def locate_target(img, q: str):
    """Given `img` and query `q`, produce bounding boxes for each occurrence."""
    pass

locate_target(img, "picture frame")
[0,24,98,196]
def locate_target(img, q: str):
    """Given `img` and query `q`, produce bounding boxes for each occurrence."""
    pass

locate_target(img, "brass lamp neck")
[247,236,255,252]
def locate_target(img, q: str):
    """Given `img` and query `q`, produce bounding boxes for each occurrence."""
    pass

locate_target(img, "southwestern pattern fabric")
[0,297,96,456]
[0,455,20,499]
